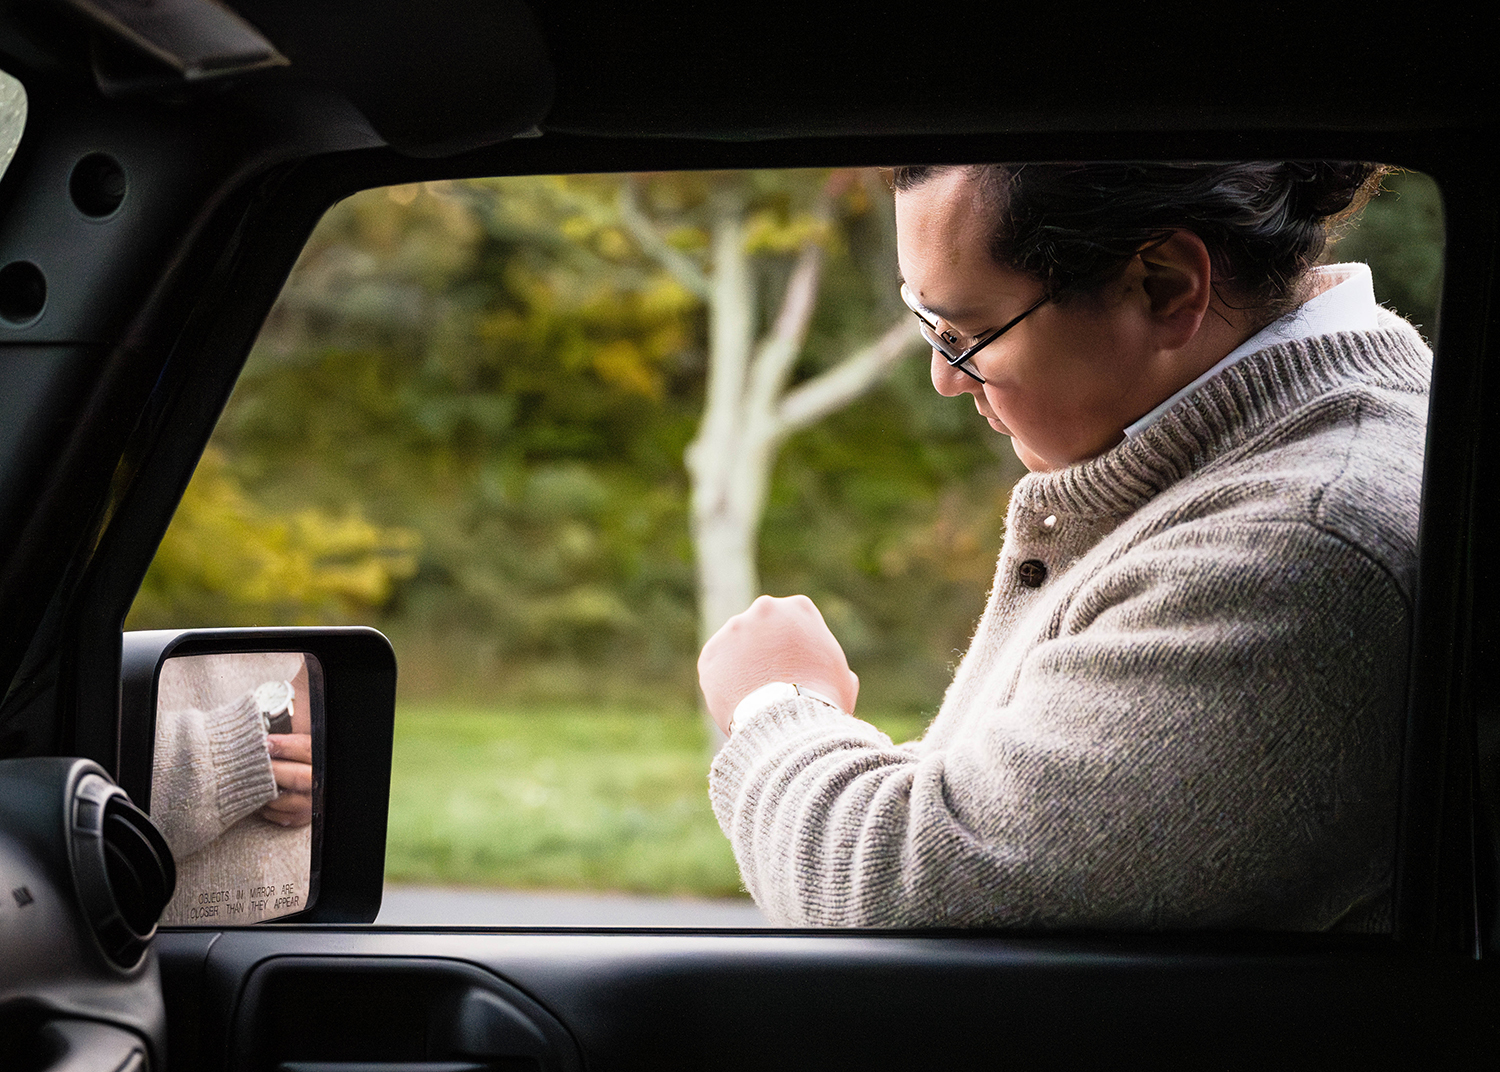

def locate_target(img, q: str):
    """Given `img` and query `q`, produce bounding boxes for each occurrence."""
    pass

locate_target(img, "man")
[700,163,1426,929]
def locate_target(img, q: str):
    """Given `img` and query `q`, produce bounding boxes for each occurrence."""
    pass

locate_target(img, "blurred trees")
[130,170,1011,709]
[128,166,1444,714]
[133,175,698,698]
[129,446,418,628]
[615,170,919,669]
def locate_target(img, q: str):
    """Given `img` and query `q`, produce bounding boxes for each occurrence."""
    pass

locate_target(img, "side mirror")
[119,627,396,924]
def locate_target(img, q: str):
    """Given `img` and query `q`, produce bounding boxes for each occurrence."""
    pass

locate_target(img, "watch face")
[253,679,295,734]
[253,679,293,711]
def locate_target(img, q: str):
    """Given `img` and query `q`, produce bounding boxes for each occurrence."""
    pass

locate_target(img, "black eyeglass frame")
[900,282,1049,384]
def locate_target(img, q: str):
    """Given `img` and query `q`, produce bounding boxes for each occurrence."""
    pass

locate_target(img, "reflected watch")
[252,679,295,735]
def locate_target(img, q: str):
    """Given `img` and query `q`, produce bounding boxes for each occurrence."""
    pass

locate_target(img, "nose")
[930,349,978,398]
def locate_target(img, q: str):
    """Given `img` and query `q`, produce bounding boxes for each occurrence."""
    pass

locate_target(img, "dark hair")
[890,162,1388,314]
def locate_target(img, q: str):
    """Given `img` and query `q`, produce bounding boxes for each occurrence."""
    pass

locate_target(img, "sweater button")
[1018,559,1047,588]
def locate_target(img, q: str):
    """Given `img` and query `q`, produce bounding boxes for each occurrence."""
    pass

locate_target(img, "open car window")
[129,165,1444,929]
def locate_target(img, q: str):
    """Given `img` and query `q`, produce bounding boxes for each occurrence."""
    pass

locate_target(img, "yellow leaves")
[735,169,877,254]
[742,210,834,255]
[333,180,481,279]
[249,510,420,607]
[594,227,632,261]
[592,340,661,399]
[127,448,420,628]
[473,263,690,400]
[639,275,696,318]
[664,225,709,253]
[283,170,896,409]
[559,213,596,245]
[577,275,695,399]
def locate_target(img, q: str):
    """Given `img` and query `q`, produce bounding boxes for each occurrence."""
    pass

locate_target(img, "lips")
[975,399,1011,436]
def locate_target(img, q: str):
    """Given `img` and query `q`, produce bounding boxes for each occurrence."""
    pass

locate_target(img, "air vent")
[103,796,174,934]
[70,774,176,969]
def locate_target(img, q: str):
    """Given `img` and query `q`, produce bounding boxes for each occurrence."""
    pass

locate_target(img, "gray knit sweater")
[709,312,1430,930]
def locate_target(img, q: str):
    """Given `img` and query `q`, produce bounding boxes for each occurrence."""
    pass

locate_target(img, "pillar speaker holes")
[0,260,44,325]
[69,152,127,218]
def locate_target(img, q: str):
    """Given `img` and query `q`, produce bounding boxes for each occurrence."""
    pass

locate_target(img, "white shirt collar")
[1123,263,1380,438]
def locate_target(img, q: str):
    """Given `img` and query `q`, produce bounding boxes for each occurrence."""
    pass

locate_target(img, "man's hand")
[260,657,314,827]
[261,733,313,827]
[698,594,859,734]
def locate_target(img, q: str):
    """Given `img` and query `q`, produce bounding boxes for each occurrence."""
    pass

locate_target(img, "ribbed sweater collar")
[1008,318,1432,520]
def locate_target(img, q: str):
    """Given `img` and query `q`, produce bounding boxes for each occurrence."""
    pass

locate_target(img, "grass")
[385,702,932,898]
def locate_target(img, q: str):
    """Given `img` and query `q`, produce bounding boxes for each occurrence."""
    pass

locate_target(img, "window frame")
[79,139,1486,948]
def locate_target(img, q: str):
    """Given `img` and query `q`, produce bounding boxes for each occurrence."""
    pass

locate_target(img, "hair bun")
[1285,161,1386,220]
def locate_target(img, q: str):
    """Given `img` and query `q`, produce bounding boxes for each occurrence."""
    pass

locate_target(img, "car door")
[2,3,1499,1069]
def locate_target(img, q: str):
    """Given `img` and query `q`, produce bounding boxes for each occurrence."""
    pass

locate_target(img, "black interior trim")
[166,928,1500,1069]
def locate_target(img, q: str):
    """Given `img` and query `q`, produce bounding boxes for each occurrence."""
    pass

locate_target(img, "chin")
[1010,440,1051,473]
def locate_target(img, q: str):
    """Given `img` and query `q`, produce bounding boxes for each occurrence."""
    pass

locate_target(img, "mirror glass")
[149,651,321,924]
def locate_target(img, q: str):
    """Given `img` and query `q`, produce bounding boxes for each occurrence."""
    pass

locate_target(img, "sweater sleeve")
[149,691,280,861]
[708,520,1407,929]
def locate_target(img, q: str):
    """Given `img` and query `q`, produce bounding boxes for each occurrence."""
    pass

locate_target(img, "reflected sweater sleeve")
[149,692,279,860]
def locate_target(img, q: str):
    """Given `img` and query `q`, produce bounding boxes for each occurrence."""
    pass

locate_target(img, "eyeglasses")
[900,283,1048,384]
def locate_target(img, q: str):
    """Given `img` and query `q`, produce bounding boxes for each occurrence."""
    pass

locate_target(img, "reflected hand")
[261,733,313,827]
[698,594,859,735]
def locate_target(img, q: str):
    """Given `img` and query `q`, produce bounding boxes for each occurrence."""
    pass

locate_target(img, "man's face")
[894,169,1168,472]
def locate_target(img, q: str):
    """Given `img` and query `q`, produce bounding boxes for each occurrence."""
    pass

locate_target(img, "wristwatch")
[252,680,295,735]
[728,681,841,735]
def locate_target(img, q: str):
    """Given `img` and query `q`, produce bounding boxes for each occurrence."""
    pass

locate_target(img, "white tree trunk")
[621,174,922,746]
[686,195,765,648]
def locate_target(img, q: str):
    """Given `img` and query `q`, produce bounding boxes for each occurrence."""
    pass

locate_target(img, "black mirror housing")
[120,627,395,923]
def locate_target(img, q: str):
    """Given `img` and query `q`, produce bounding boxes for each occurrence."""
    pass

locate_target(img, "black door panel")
[162,929,1500,1070]
[231,956,578,1072]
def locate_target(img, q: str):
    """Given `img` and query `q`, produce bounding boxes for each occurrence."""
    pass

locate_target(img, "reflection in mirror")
[150,651,320,924]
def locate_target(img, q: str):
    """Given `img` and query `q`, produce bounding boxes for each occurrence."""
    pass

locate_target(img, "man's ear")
[1138,230,1213,349]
